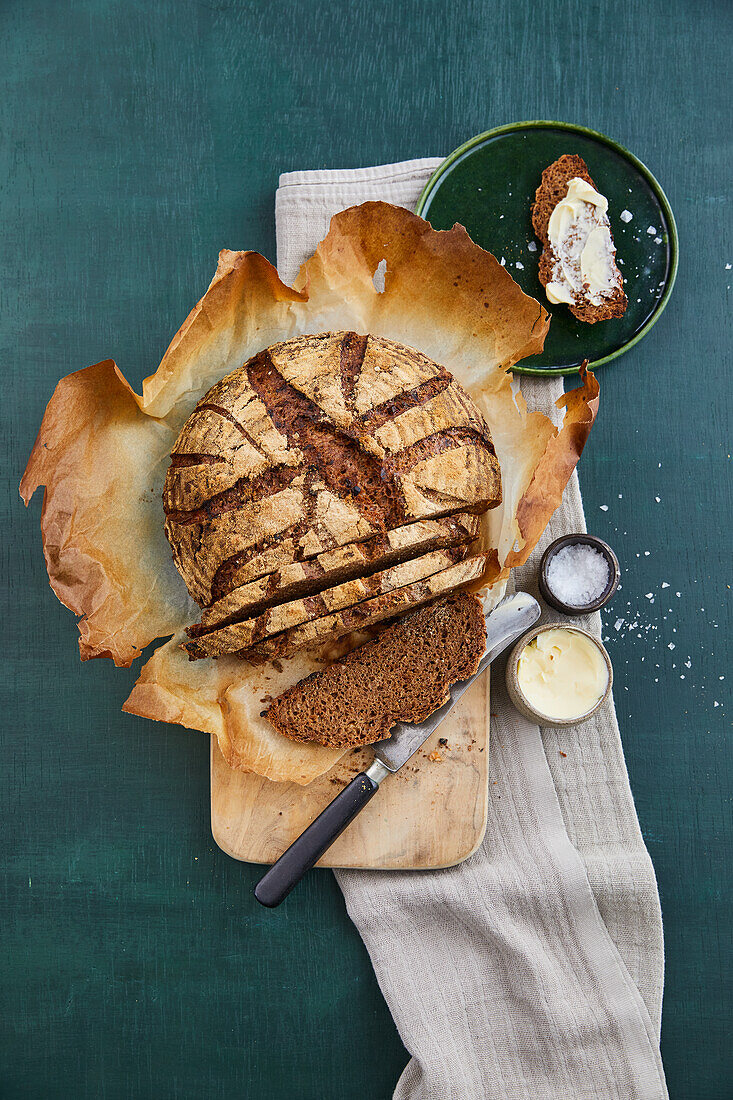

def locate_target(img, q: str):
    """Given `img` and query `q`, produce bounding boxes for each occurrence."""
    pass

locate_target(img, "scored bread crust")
[183,545,471,659]
[163,332,501,608]
[189,512,480,635]
[532,154,628,324]
[264,592,487,749]
[242,554,487,663]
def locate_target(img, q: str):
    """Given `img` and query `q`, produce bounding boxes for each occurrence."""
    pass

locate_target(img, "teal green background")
[3,1,730,1098]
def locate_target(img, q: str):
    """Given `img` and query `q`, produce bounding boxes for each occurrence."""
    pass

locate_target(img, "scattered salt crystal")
[726,263,732,270]
[655,237,662,244]
[620,210,633,223]
[714,701,720,708]
[600,504,609,511]
[614,619,624,632]
[515,261,524,270]
[647,226,657,235]
[661,582,670,589]
[655,496,661,503]
[645,593,654,600]
[668,643,675,650]
[528,241,538,252]
[676,592,681,597]
[545,544,611,607]
[500,257,506,266]
[644,551,650,556]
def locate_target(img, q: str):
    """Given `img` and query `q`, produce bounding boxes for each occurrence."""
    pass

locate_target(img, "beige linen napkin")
[276,161,667,1100]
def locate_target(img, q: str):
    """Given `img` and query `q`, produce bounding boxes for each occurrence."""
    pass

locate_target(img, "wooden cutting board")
[210,671,490,869]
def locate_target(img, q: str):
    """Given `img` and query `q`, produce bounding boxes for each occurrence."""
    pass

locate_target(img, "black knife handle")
[254,772,380,907]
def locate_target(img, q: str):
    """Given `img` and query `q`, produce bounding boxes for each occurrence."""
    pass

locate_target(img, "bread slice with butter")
[532,154,627,323]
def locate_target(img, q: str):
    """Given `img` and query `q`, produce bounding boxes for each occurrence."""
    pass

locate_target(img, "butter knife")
[254,591,540,907]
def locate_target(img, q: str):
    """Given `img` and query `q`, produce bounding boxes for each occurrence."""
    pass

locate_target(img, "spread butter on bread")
[532,154,627,323]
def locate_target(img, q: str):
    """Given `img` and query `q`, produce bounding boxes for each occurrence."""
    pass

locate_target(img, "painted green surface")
[2,1,730,1097]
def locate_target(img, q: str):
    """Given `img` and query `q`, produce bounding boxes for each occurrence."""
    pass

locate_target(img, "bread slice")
[532,154,627,323]
[183,546,472,659]
[241,554,487,663]
[264,592,487,748]
[189,512,480,635]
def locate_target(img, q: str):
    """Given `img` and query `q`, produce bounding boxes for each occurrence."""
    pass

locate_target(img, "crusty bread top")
[163,332,501,608]
[532,154,627,324]
[264,591,487,749]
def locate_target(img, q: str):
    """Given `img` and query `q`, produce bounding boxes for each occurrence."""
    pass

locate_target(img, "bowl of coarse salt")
[539,534,620,615]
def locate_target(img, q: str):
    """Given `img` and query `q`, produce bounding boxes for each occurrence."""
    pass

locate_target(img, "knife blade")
[254,591,540,907]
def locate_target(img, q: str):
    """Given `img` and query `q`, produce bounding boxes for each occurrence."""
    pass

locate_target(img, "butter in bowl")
[506,624,612,728]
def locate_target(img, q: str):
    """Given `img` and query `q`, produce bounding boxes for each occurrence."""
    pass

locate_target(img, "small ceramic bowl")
[539,534,620,616]
[505,623,613,728]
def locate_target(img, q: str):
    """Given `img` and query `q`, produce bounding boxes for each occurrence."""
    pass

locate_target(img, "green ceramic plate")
[416,121,678,375]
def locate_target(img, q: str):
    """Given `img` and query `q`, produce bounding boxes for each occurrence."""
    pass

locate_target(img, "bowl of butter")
[505,624,612,727]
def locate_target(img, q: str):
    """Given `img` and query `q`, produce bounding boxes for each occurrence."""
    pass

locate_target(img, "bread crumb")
[428,751,442,762]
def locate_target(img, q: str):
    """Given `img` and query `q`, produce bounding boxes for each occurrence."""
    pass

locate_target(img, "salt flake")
[620,210,633,223]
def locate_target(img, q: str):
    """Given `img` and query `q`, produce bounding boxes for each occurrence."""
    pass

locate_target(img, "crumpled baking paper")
[21,202,598,784]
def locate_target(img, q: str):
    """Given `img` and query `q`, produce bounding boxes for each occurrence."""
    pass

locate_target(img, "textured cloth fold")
[276,160,667,1100]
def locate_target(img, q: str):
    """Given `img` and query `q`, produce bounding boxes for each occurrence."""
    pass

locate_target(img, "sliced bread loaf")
[240,554,487,663]
[532,154,627,323]
[164,332,501,606]
[189,512,480,635]
[183,545,471,659]
[264,591,487,749]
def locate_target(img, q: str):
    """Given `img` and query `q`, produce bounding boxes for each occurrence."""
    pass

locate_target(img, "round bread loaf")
[163,331,501,609]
